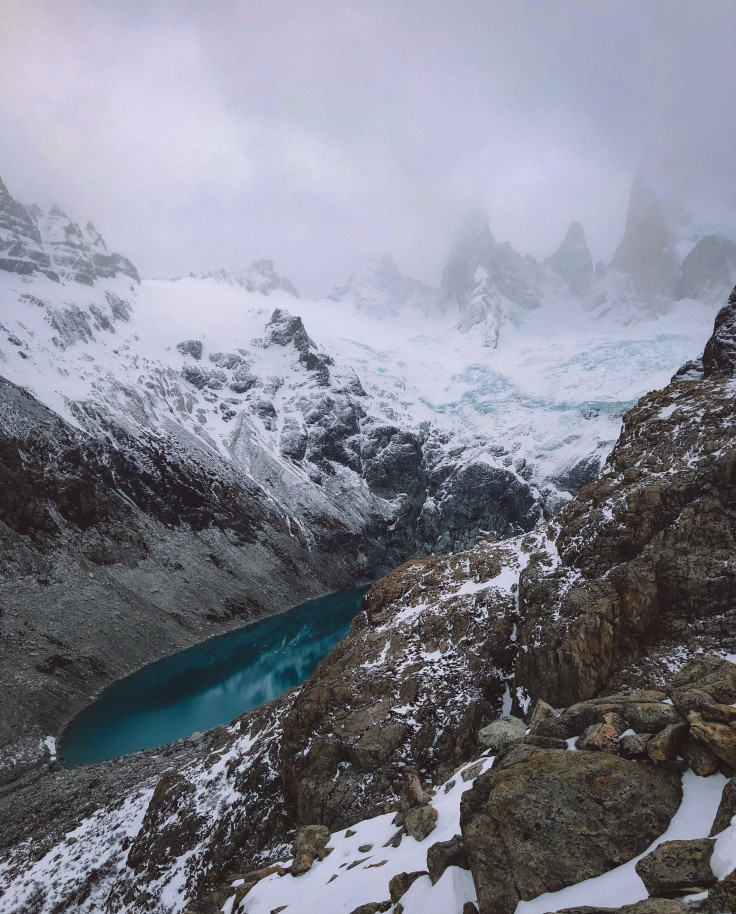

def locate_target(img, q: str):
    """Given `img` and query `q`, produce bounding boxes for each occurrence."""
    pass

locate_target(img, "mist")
[1,0,734,297]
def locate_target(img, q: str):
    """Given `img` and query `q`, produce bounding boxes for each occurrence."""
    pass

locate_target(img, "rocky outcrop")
[442,208,541,346]
[328,254,440,318]
[702,285,736,378]
[460,750,682,914]
[0,176,138,285]
[515,288,736,706]
[635,838,717,897]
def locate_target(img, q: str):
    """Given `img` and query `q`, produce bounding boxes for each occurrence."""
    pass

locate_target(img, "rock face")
[610,174,679,300]
[328,254,440,318]
[0,176,138,285]
[441,208,541,346]
[515,287,736,707]
[460,750,682,914]
[546,221,594,296]
[702,285,736,378]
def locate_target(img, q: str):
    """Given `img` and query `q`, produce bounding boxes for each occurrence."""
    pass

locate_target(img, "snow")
[515,771,727,914]
[0,266,721,543]
[712,817,736,880]
[239,755,493,914]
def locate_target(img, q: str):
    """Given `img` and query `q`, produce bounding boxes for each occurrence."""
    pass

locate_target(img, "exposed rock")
[460,749,682,914]
[404,805,438,842]
[668,655,736,704]
[347,903,391,914]
[534,695,681,740]
[552,901,690,914]
[688,713,736,769]
[702,285,736,378]
[177,339,204,360]
[477,716,527,753]
[547,221,594,297]
[635,838,717,896]
[461,761,485,782]
[388,870,427,902]
[290,824,331,876]
[576,713,627,753]
[528,699,558,733]
[710,778,736,836]
[646,723,689,762]
[619,733,650,760]
[426,834,469,885]
[682,736,720,777]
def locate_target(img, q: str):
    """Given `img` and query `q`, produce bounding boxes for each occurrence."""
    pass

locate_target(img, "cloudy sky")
[1,0,734,296]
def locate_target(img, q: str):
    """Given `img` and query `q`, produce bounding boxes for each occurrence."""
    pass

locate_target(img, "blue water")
[59,585,370,766]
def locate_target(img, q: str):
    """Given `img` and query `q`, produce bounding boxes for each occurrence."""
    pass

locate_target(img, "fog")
[1,0,734,296]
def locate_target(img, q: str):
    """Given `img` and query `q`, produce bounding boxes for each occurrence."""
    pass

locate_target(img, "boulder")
[528,699,558,733]
[635,838,717,896]
[460,749,682,914]
[404,805,438,842]
[576,714,626,754]
[710,778,736,836]
[688,713,736,769]
[426,834,469,884]
[668,656,736,705]
[670,689,736,724]
[646,723,689,763]
[534,695,681,740]
[619,733,650,760]
[290,824,331,876]
[682,736,720,777]
[388,870,427,902]
[478,716,527,753]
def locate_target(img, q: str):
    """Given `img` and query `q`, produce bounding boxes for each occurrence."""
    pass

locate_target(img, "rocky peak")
[239,258,299,297]
[0,175,138,285]
[328,253,439,317]
[0,175,59,281]
[442,206,541,346]
[546,220,594,296]
[610,174,679,299]
[702,284,736,378]
[679,234,736,300]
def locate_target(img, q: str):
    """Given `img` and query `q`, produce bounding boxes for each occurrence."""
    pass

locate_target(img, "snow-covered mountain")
[0,171,731,779]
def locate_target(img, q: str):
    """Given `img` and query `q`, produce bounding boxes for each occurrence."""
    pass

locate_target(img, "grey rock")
[635,838,717,897]
[478,716,527,753]
[710,777,736,836]
[460,749,682,914]
[290,824,331,876]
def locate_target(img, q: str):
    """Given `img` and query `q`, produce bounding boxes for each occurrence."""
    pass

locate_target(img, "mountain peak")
[328,254,437,317]
[547,221,593,296]
[610,174,678,298]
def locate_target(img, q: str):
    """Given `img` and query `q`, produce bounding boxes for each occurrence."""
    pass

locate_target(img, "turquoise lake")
[59,584,370,766]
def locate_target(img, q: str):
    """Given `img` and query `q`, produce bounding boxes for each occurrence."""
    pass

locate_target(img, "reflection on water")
[60,584,369,766]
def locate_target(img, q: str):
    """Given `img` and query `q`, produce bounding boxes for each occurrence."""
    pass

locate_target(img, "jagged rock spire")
[703,284,736,378]
[610,174,679,298]
[547,221,593,296]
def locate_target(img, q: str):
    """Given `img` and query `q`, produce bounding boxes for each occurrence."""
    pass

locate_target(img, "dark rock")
[521,735,569,750]
[528,699,558,733]
[426,834,469,885]
[710,778,736,836]
[461,761,484,782]
[702,285,736,378]
[635,838,717,896]
[619,733,650,760]
[388,870,427,902]
[460,749,682,914]
[347,903,392,914]
[463,905,480,914]
[177,340,203,360]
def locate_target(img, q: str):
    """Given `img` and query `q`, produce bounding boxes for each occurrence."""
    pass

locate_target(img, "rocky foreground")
[1,287,736,913]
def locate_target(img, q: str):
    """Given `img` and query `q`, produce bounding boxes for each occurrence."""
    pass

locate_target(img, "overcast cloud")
[1,0,734,296]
